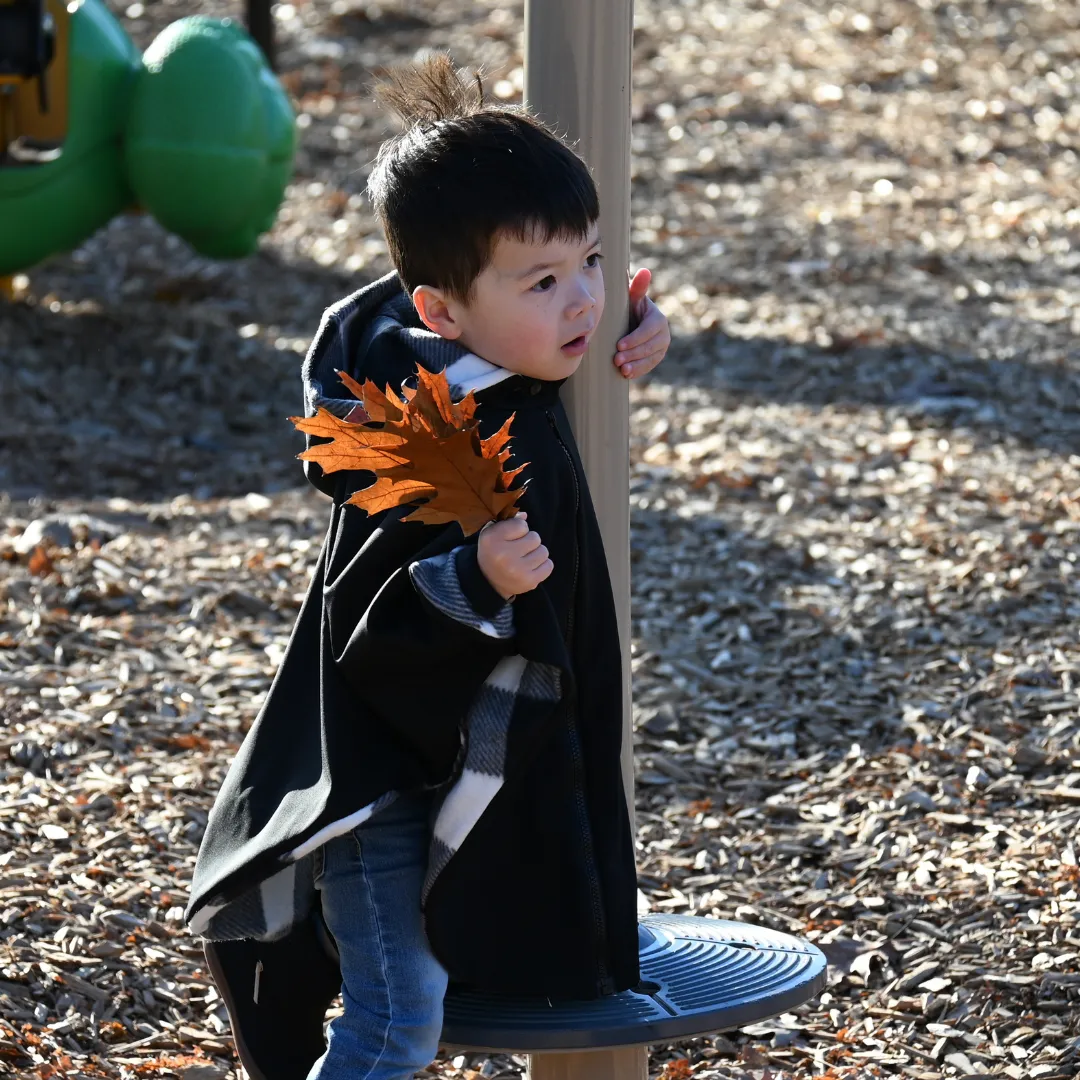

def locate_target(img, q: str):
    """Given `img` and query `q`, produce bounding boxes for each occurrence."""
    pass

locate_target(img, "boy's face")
[413,224,605,381]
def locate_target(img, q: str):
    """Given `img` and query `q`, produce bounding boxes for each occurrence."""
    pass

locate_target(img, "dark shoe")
[203,910,342,1080]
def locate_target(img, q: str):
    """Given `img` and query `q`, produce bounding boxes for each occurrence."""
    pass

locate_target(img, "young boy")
[184,54,671,1080]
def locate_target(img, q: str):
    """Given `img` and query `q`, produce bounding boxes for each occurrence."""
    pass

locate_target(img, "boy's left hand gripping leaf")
[289,367,529,537]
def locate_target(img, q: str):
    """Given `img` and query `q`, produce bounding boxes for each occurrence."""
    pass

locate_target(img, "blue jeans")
[306,789,448,1080]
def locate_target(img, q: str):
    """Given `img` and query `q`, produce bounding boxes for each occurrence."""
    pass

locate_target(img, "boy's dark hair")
[367,53,599,303]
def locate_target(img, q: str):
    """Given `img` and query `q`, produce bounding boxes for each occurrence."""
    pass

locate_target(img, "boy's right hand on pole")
[477,512,552,600]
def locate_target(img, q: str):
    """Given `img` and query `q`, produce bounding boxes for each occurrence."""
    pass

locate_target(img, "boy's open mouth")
[561,333,591,355]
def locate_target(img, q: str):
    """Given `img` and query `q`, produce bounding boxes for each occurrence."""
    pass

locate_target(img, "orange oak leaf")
[660,1059,693,1080]
[289,366,528,536]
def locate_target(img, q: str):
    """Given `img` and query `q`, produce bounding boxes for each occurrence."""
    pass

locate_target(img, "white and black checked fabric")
[420,654,561,905]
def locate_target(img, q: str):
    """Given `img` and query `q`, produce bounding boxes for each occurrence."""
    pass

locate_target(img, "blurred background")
[1,2,1079,1078]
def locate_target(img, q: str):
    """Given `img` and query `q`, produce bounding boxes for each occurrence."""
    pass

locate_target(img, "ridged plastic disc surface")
[441,915,827,1052]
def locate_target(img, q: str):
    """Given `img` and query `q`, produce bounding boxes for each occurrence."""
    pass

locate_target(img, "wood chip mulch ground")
[2,0,1079,1077]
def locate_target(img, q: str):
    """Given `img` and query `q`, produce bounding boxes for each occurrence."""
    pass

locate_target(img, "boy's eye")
[586,252,604,268]
[531,275,557,293]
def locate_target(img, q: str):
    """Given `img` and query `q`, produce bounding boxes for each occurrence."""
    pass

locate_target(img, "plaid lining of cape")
[188,282,564,943]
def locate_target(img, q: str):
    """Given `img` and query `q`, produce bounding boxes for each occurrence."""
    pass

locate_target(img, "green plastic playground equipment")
[0,0,296,279]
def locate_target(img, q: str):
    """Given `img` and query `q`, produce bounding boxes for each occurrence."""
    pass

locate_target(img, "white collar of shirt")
[442,352,516,399]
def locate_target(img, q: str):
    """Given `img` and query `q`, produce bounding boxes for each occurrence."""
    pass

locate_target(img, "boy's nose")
[566,281,597,319]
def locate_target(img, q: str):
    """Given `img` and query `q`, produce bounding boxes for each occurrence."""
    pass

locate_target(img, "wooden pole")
[524,3,644,1078]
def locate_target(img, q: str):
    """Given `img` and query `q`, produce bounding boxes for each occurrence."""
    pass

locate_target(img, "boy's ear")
[412,285,463,341]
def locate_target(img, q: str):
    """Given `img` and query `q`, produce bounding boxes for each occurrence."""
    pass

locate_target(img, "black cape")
[185,274,639,999]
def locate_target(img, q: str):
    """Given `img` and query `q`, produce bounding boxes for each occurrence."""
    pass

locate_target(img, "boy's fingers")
[615,340,662,365]
[616,321,662,352]
[617,324,656,349]
[521,545,550,572]
[487,511,526,531]
[494,516,529,539]
[618,351,664,378]
[618,342,667,373]
[618,298,666,350]
[514,530,542,554]
[616,327,663,360]
[628,267,652,307]
[523,559,554,587]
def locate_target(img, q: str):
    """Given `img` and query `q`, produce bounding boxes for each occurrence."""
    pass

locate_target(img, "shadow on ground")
[4,254,1079,505]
